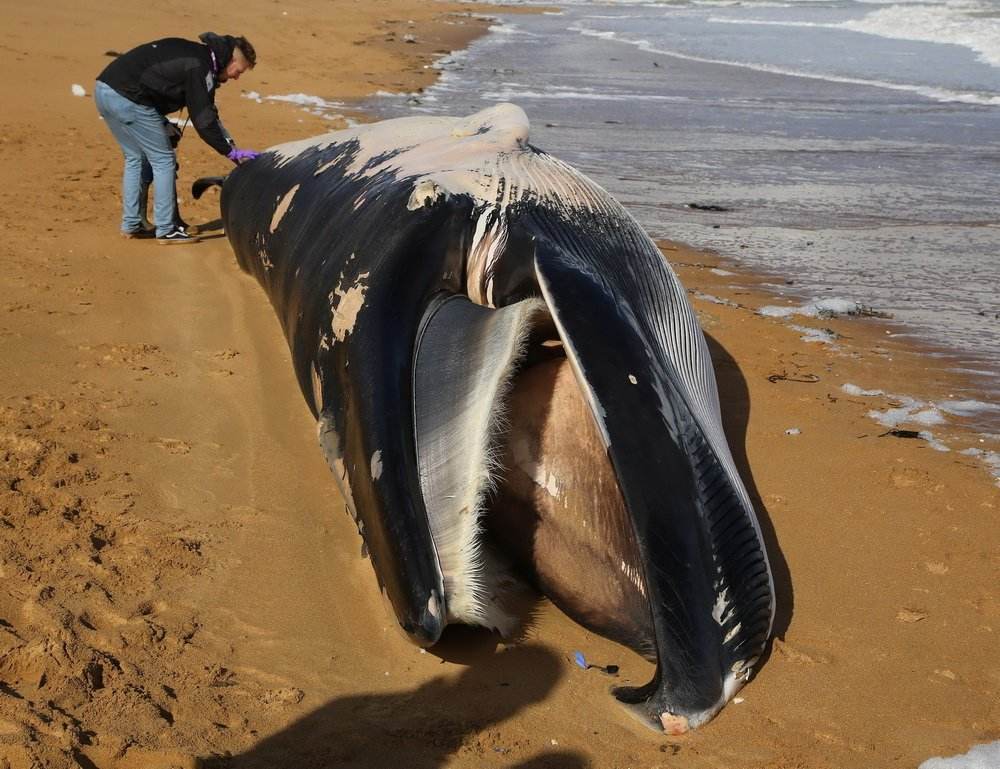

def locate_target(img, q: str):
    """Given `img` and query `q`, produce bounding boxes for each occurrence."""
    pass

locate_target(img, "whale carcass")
[196,103,775,733]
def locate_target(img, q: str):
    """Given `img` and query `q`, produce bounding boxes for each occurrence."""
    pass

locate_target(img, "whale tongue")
[531,234,773,729]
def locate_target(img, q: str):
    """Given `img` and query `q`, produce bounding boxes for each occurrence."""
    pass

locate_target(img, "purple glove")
[227,148,260,164]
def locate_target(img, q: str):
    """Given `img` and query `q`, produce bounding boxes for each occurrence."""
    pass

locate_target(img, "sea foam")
[758,298,879,319]
[919,740,1000,769]
[567,21,1000,105]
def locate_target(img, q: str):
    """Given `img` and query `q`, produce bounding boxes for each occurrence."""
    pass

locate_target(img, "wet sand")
[0,1,998,767]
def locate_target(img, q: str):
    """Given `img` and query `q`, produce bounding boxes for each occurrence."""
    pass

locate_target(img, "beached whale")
[195,103,774,733]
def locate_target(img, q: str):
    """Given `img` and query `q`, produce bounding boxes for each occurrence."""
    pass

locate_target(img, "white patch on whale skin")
[670,665,752,733]
[318,418,358,521]
[427,592,441,620]
[266,104,656,318]
[370,450,383,481]
[712,588,730,624]
[407,179,449,210]
[270,103,526,176]
[270,184,300,233]
[267,104,611,223]
[314,157,339,176]
[329,268,370,343]
[467,208,509,307]
[333,456,357,520]
[311,364,323,412]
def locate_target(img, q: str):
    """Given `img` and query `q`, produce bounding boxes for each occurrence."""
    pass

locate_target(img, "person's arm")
[184,65,233,156]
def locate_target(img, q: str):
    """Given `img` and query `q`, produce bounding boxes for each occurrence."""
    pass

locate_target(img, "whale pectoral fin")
[412,294,545,635]
[534,244,773,730]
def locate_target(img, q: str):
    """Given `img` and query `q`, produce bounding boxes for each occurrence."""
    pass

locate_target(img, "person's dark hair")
[234,36,256,68]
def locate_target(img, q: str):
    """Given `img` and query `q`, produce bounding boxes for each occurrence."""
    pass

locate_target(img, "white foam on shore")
[960,448,1000,487]
[707,4,1000,70]
[481,83,689,103]
[841,383,885,397]
[919,740,1000,769]
[868,404,947,429]
[918,431,951,452]
[936,400,1000,418]
[844,383,1000,468]
[567,23,1000,105]
[861,397,951,451]
[789,324,838,344]
[431,47,470,71]
[243,91,349,121]
[710,267,735,276]
[250,92,344,110]
[758,298,877,319]
[693,290,737,307]
[844,384,998,463]
[488,23,537,37]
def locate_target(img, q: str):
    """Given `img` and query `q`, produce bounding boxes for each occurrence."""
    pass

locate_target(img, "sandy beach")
[1,1,998,767]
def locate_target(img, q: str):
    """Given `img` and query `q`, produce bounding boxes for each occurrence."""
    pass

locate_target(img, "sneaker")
[121,226,155,240]
[156,227,201,245]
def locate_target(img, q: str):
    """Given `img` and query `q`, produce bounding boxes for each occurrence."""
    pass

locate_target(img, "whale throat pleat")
[413,295,544,633]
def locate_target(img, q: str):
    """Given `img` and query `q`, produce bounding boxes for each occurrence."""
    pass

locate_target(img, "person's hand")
[227,148,260,165]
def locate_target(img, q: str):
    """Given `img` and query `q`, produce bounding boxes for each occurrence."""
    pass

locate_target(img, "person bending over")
[95,32,259,245]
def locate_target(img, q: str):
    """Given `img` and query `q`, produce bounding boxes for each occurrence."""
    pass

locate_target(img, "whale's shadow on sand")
[196,645,585,769]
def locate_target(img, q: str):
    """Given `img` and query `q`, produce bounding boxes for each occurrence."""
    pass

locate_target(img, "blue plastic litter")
[574,651,587,669]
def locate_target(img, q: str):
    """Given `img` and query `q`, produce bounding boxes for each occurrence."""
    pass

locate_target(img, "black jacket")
[97,35,237,156]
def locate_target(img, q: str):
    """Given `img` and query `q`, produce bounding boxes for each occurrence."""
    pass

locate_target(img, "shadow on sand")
[196,644,587,769]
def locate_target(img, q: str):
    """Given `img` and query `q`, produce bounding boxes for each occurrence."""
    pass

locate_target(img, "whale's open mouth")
[409,236,773,730]
[412,299,656,654]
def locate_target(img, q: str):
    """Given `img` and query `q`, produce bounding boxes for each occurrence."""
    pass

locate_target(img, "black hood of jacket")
[199,32,237,73]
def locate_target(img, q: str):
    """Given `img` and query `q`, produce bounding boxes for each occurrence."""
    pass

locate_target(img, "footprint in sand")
[896,607,928,623]
[262,687,305,706]
[195,349,242,377]
[773,638,832,664]
[890,465,928,488]
[152,438,192,455]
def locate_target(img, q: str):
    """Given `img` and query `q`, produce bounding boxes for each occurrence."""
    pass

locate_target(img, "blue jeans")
[94,81,177,236]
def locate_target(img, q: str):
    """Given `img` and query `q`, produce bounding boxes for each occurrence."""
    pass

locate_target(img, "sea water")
[363,0,1000,402]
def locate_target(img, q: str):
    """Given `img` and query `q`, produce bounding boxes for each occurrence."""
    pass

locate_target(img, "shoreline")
[674,239,1000,421]
[667,241,1000,430]
[662,241,1000,484]
[1,1,998,767]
